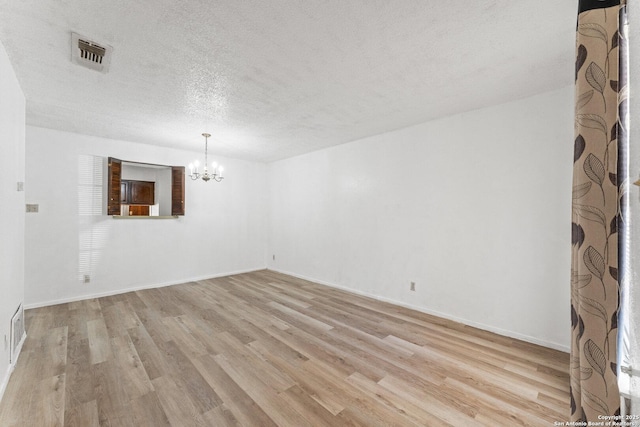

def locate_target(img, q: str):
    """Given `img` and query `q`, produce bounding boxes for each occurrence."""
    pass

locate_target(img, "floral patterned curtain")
[571,0,628,421]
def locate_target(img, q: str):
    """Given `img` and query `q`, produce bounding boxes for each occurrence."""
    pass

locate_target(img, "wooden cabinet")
[127,205,149,216]
[120,180,154,205]
[129,181,155,205]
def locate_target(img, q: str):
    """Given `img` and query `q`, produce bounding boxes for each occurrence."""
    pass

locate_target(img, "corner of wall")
[0,39,26,405]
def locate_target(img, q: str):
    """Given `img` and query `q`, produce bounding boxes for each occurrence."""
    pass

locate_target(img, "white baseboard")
[268,268,570,353]
[24,267,266,310]
[0,332,26,406]
[22,266,570,353]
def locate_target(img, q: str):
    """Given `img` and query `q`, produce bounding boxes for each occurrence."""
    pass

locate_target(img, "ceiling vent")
[71,32,112,73]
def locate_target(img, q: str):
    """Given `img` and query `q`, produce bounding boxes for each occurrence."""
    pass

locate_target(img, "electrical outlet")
[84,275,91,284]
[410,281,416,291]
[25,204,39,213]
[17,182,24,192]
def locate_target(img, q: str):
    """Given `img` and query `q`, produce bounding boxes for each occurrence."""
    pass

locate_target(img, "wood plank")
[102,301,141,338]
[268,301,334,332]
[64,399,99,427]
[278,385,347,427]
[130,392,171,427]
[127,324,170,381]
[64,338,95,407]
[152,376,206,426]
[378,373,482,426]
[110,334,154,400]
[155,339,223,413]
[192,354,278,427]
[213,352,314,427]
[86,318,112,364]
[161,316,210,358]
[201,403,239,427]
[92,360,135,427]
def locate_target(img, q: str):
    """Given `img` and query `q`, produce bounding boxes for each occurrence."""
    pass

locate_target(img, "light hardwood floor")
[0,270,569,426]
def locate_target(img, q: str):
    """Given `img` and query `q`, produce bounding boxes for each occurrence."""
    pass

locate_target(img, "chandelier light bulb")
[194,160,200,168]
[212,161,217,170]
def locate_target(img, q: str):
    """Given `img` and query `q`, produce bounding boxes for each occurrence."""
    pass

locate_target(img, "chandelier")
[188,133,224,182]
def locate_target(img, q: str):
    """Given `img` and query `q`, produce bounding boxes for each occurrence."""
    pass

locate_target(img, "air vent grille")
[10,304,25,364]
[71,32,112,73]
[78,39,106,64]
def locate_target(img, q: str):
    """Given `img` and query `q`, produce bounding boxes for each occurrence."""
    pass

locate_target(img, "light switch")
[16,182,24,192]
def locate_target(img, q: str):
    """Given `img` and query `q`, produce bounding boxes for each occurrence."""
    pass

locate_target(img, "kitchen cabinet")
[120,180,154,205]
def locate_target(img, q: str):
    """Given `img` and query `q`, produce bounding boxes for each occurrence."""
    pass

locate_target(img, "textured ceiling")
[0,0,576,162]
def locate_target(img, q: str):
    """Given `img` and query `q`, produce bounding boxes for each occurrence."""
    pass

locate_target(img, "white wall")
[24,126,267,307]
[23,88,573,352]
[268,86,574,351]
[156,168,172,216]
[0,41,25,399]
